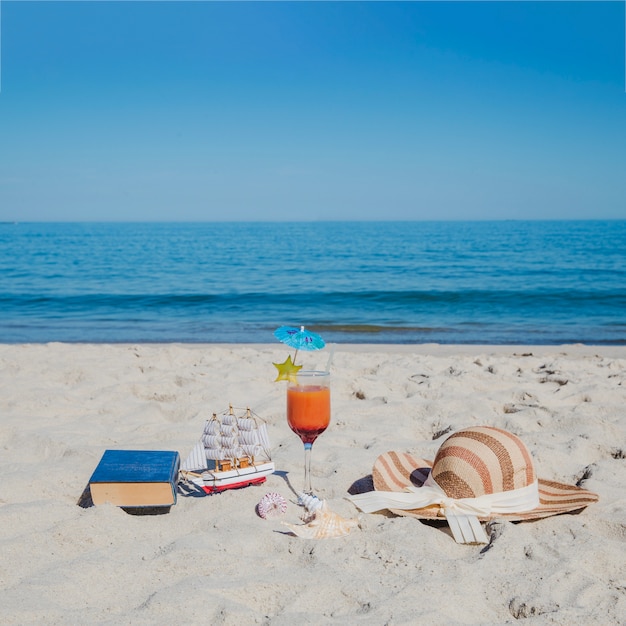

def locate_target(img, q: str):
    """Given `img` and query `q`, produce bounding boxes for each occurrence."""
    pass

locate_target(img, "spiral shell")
[298,492,323,514]
[297,492,324,521]
[256,492,288,519]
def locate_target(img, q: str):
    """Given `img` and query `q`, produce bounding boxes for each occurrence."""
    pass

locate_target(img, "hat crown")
[431,426,536,499]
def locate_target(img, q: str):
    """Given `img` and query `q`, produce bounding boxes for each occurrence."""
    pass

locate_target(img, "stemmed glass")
[286,370,331,495]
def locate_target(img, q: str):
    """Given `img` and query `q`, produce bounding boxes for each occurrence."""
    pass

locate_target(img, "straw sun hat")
[349,426,598,544]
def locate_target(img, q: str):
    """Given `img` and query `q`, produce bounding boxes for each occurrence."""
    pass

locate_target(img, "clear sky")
[0,1,624,222]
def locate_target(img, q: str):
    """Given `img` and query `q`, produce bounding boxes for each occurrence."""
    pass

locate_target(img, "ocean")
[1,220,624,345]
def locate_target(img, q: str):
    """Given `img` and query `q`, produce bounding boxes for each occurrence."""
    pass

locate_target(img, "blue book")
[89,450,180,508]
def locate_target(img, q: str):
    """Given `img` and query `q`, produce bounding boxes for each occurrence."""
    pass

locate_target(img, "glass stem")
[303,442,313,495]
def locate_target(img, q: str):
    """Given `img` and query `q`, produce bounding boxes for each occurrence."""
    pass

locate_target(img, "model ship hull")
[190,460,275,493]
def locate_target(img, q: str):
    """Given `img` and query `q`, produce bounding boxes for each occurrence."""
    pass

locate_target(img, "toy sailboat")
[180,405,275,493]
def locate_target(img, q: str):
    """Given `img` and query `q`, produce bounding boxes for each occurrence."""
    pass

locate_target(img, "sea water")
[0,220,624,344]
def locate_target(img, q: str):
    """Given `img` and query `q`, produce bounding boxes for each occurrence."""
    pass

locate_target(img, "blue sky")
[0,1,624,221]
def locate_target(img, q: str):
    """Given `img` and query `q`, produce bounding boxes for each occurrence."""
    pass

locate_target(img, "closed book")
[89,450,180,507]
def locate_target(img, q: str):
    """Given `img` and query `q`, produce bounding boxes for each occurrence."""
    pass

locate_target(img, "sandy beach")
[0,342,624,625]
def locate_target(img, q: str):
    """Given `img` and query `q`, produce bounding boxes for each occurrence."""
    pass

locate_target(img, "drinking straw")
[324,344,335,373]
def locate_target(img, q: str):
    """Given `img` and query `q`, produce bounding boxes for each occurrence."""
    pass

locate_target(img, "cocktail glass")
[286,370,331,495]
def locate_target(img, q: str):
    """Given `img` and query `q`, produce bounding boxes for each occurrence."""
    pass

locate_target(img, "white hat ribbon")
[349,474,540,544]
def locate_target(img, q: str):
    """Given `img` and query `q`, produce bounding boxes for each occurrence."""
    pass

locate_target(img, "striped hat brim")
[372,451,599,522]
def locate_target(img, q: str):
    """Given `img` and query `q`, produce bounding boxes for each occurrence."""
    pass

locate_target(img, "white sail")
[237,418,255,431]
[204,420,220,435]
[221,424,238,437]
[219,435,238,448]
[219,447,242,459]
[202,434,221,448]
[205,448,226,461]
[238,430,258,445]
[221,413,236,426]
[241,444,262,458]
[256,423,271,454]
[181,440,208,472]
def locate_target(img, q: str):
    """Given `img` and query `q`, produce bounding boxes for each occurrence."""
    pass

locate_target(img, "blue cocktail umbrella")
[274,325,326,352]
[273,326,325,378]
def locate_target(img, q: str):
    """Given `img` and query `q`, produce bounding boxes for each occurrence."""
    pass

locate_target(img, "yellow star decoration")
[273,354,302,383]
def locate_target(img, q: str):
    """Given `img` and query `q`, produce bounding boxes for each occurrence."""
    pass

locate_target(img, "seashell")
[257,492,288,519]
[297,492,323,521]
[282,501,359,539]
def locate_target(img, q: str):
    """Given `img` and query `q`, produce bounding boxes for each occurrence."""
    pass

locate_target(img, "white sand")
[0,342,624,625]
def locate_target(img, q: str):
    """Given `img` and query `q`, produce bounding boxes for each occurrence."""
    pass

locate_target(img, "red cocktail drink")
[287,384,331,444]
[286,370,330,494]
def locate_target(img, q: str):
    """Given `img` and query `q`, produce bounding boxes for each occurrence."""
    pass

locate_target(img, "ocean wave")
[1,220,625,344]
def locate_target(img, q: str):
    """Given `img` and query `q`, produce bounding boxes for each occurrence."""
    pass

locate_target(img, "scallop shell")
[257,492,288,519]
[282,501,359,539]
